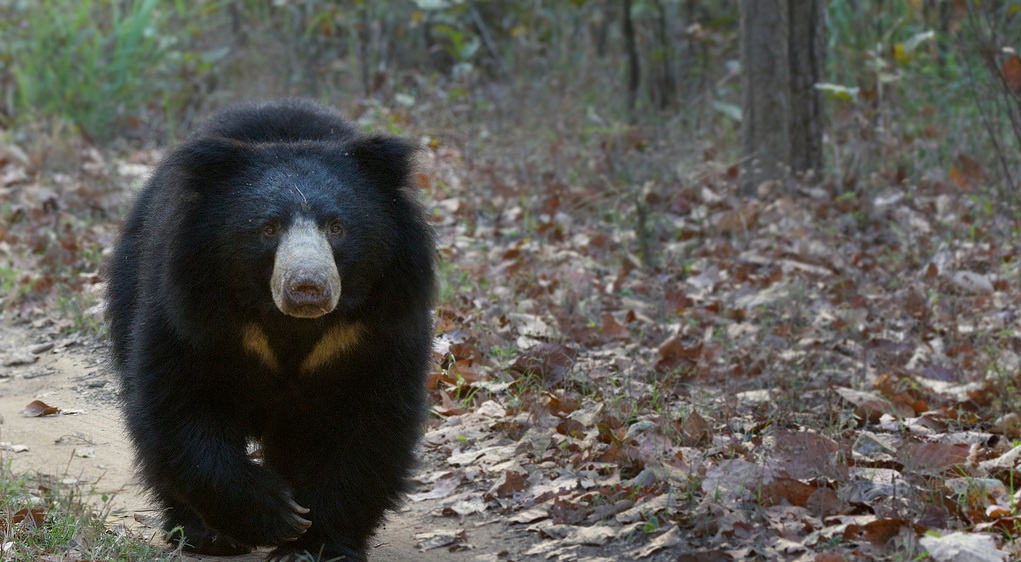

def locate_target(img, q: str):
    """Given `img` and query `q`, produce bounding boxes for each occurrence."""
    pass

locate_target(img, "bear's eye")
[262,224,279,237]
[328,222,344,236]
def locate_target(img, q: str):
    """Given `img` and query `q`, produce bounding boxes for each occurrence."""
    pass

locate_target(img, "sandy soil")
[0,319,525,562]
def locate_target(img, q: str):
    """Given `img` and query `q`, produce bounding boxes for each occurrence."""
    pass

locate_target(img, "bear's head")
[162,133,422,324]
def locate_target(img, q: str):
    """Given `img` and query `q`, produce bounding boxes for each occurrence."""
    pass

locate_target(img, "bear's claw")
[281,498,312,541]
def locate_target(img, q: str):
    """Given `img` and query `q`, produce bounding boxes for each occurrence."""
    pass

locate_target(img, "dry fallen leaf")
[990,413,1021,438]
[771,430,848,481]
[1002,54,1021,94]
[540,524,616,546]
[899,441,971,475]
[0,442,29,453]
[0,508,46,531]
[510,343,578,388]
[413,528,468,552]
[834,387,911,422]
[632,525,682,558]
[948,271,994,295]
[22,400,60,417]
[920,531,1007,562]
[508,506,549,524]
[679,410,712,446]
[490,470,528,498]
[407,475,460,502]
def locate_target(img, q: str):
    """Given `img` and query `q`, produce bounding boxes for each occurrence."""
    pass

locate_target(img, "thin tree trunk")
[788,0,825,174]
[739,0,790,195]
[652,0,676,110]
[622,0,640,120]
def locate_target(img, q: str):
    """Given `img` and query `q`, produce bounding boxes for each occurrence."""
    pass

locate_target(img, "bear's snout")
[271,218,342,318]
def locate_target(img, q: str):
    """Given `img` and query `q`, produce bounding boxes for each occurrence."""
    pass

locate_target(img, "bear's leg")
[130,413,312,548]
[124,351,313,548]
[264,481,372,562]
[261,421,417,562]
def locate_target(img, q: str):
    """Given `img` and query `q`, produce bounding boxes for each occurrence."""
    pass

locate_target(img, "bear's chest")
[239,321,365,375]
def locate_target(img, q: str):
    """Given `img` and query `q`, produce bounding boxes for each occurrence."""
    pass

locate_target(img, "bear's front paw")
[211,490,311,547]
[280,497,313,542]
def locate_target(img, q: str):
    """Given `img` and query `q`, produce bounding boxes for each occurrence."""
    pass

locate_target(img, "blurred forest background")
[1,0,1020,310]
[4,1,1021,560]
[1,0,1017,172]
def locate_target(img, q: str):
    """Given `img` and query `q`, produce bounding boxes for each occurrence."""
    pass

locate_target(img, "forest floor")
[2,115,1021,562]
[0,317,672,562]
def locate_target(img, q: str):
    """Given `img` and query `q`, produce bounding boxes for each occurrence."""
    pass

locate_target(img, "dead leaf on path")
[540,523,616,545]
[600,312,629,338]
[979,444,1021,476]
[22,400,59,417]
[0,508,46,531]
[510,343,578,388]
[762,477,817,507]
[920,530,1007,562]
[834,387,910,422]
[679,410,712,446]
[655,336,700,374]
[899,441,971,474]
[549,497,590,525]
[508,506,549,524]
[632,525,682,558]
[431,389,465,417]
[844,518,920,546]
[442,494,488,516]
[490,469,529,497]
[413,528,468,551]
[407,475,461,502]
[771,430,848,480]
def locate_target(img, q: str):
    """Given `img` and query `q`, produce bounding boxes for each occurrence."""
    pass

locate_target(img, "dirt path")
[0,320,523,562]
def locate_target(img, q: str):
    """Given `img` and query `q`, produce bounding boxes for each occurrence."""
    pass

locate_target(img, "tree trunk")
[740,0,825,196]
[622,0,640,120]
[652,0,677,110]
[739,0,791,195]
[788,0,825,174]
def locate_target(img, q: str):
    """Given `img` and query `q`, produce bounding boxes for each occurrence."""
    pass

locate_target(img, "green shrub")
[1,0,212,142]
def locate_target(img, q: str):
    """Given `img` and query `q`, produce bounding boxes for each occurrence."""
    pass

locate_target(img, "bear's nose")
[285,273,331,305]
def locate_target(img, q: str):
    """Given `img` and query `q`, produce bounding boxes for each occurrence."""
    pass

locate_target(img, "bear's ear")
[349,136,419,190]
[170,136,250,183]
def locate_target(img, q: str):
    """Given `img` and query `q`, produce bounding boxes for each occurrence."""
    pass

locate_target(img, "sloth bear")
[106,99,435,561]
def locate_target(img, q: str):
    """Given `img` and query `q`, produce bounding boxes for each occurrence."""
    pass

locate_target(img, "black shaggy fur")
[106,99,435,561]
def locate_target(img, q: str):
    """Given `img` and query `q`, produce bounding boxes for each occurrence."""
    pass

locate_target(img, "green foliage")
[0,0,219,142]
[825,0,1021,201]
